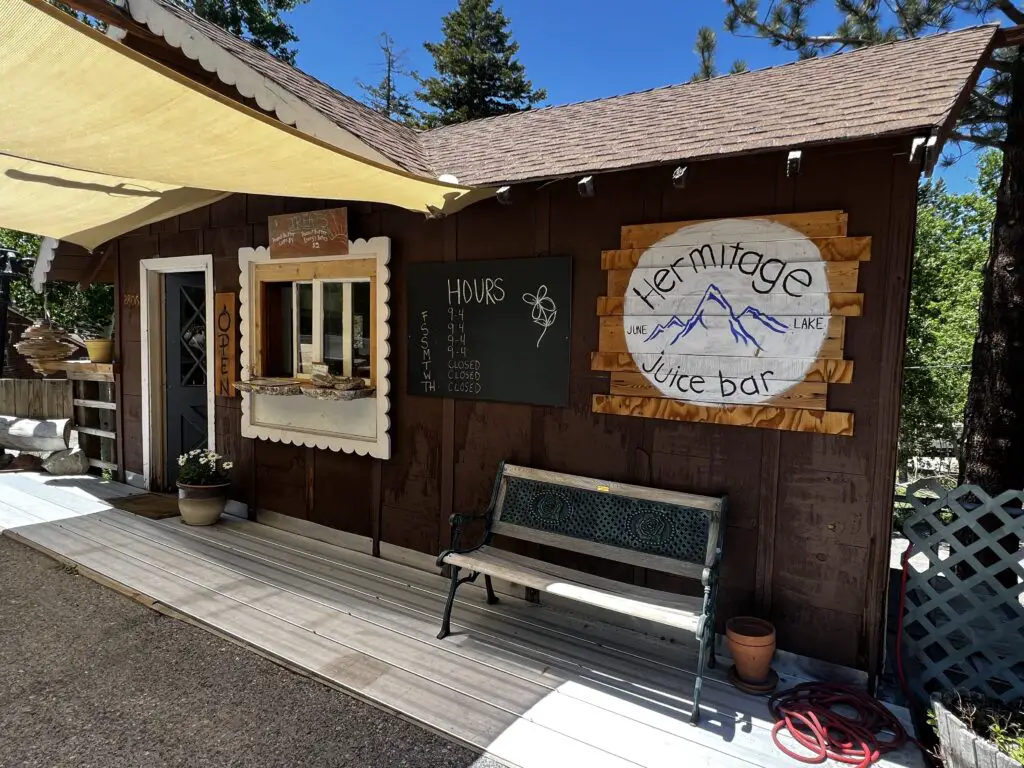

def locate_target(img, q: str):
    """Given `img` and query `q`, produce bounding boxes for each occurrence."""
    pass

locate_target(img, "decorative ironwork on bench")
[501,475,712,563]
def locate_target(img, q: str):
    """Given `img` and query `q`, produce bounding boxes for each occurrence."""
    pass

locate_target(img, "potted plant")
[933,691,1023,768]
[82,314,115,364]
[726,616,777,684]
[176,449,233,526]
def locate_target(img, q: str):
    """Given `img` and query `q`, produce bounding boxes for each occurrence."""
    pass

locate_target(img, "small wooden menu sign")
[269,206,348,258]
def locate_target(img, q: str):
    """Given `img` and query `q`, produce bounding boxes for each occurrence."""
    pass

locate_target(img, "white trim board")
[140,254,216,490]
[238,240,392,460]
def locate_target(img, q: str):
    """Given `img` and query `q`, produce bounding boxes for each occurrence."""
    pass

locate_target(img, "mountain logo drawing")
[643,284,789,351]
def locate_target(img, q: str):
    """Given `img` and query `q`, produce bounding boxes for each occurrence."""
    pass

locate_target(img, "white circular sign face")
[623,218,831,407]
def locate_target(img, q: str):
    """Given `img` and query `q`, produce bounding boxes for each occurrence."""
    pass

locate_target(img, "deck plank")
[6,513,641,768]
[98,512,786,766]
[82,513,770,768]
[0,474,924,768]
[7,471,142,501]
[171,517,779,725]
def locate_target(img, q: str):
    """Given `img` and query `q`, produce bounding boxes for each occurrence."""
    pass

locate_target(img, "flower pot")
[726,617,776,684]
[85,339,114,364]
[176,482,229,526]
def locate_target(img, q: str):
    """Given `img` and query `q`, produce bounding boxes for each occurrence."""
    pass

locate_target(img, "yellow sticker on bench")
[596,485,610,492]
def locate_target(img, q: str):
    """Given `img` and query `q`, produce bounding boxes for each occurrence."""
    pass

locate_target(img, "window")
[252,258,378,384]
[239,240,390,460]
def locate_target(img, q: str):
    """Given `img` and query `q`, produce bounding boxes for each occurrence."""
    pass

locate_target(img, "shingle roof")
[139,5,996,189]
[419,25,997,185]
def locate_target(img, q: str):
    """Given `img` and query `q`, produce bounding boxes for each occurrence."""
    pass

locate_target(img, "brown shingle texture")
[146,4,994,189]
[419,26,996,185]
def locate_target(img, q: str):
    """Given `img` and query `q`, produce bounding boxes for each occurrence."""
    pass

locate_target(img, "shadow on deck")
[0,471,923,768]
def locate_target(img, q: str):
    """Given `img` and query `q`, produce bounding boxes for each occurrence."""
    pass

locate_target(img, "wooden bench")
[436,462,727,724]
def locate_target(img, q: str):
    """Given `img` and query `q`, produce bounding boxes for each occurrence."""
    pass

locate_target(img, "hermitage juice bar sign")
[623,218,833,405]
[407,257,572,407]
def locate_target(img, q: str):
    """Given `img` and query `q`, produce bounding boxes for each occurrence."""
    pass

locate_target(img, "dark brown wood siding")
[108,138,917,674]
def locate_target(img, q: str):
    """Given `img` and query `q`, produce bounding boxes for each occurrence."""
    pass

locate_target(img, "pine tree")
[183,0,309,64]
[690,26,747,82]
[417,0,546,128]
[723,0,1023,495]
[357,33,418,125]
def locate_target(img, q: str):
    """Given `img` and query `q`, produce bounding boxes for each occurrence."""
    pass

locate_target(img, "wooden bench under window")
[436,462,727,724]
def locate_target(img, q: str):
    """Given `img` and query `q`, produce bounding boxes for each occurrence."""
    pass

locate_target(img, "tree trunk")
[958,50,1024,588]
[961,53,1024,492]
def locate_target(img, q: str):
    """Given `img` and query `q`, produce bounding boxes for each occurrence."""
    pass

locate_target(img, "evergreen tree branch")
[993,0,1024,24]
[950,130,1005,148]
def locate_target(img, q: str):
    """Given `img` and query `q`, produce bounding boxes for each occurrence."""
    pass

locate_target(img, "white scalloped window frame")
[238,240,391,460]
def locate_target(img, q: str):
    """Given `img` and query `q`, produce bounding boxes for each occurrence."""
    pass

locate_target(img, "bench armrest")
[436,512,491,566]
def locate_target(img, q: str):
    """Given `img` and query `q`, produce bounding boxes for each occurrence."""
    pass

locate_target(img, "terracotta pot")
[176,482,229,526]
[85,339,114,363]
[726,617,776,684]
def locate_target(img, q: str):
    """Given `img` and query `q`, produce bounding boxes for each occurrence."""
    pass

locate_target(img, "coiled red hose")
[768,682,908,767]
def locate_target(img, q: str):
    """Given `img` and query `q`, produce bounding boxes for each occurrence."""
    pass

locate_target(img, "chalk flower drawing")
[523,285,557,348]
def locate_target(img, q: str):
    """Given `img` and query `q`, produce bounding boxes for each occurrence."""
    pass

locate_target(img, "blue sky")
[286,1,999,192]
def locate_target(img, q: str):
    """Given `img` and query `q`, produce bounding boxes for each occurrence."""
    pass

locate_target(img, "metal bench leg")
[691,627,709,726]
[438,565,462,640]
[484,575,499,605]
[691,577,715,726]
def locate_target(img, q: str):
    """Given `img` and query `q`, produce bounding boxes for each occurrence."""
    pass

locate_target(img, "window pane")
[321,281,373,379]
[323,282,345,376]
[261,282,293,378]
[351,282,372,379]
[296,282,314,375]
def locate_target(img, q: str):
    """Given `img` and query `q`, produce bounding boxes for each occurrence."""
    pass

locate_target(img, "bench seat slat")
[443,546,703,633]
[490,521,707,580]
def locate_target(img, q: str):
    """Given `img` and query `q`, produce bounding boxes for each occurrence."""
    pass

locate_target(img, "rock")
[8,453,44,472]
[41,448,90,476]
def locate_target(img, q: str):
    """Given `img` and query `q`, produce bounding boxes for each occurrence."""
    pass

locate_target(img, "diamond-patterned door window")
[179,285,206,387]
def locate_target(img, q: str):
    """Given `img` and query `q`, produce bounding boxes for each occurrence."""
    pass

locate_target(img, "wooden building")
[10,0,997,679]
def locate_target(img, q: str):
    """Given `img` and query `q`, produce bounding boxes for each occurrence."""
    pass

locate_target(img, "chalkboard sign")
[407,256,572,406]
[268,207,348,258]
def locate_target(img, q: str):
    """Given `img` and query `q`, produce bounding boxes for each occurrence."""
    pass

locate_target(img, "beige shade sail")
[0,0,481,250]
[0,154,229,251]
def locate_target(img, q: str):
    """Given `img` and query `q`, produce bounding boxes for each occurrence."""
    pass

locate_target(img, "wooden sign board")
[214,292,237,398]
[407,256,572,406]
[591,211,866,436]
[269,207,348,258]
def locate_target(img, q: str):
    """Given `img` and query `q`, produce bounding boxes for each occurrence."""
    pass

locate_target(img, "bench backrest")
[488,463,726,581]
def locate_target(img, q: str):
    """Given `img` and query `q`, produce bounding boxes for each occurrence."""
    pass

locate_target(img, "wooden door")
[164,272,208,485]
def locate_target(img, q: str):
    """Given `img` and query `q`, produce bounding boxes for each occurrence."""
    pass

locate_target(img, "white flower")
[177,456,185,466]
[223,462,233,470]
[199,457,207,464]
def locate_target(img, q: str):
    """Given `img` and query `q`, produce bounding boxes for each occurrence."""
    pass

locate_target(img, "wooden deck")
[0,472,925,768]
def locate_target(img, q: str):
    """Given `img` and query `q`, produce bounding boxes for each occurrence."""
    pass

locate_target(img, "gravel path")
[0,536,498,768]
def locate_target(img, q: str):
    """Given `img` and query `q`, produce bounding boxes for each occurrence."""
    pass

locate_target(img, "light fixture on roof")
[786,150,802,177]
[672,165,688,189]
[496,186,512,205]
[577,176,595,198]
[438,173,460,185]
